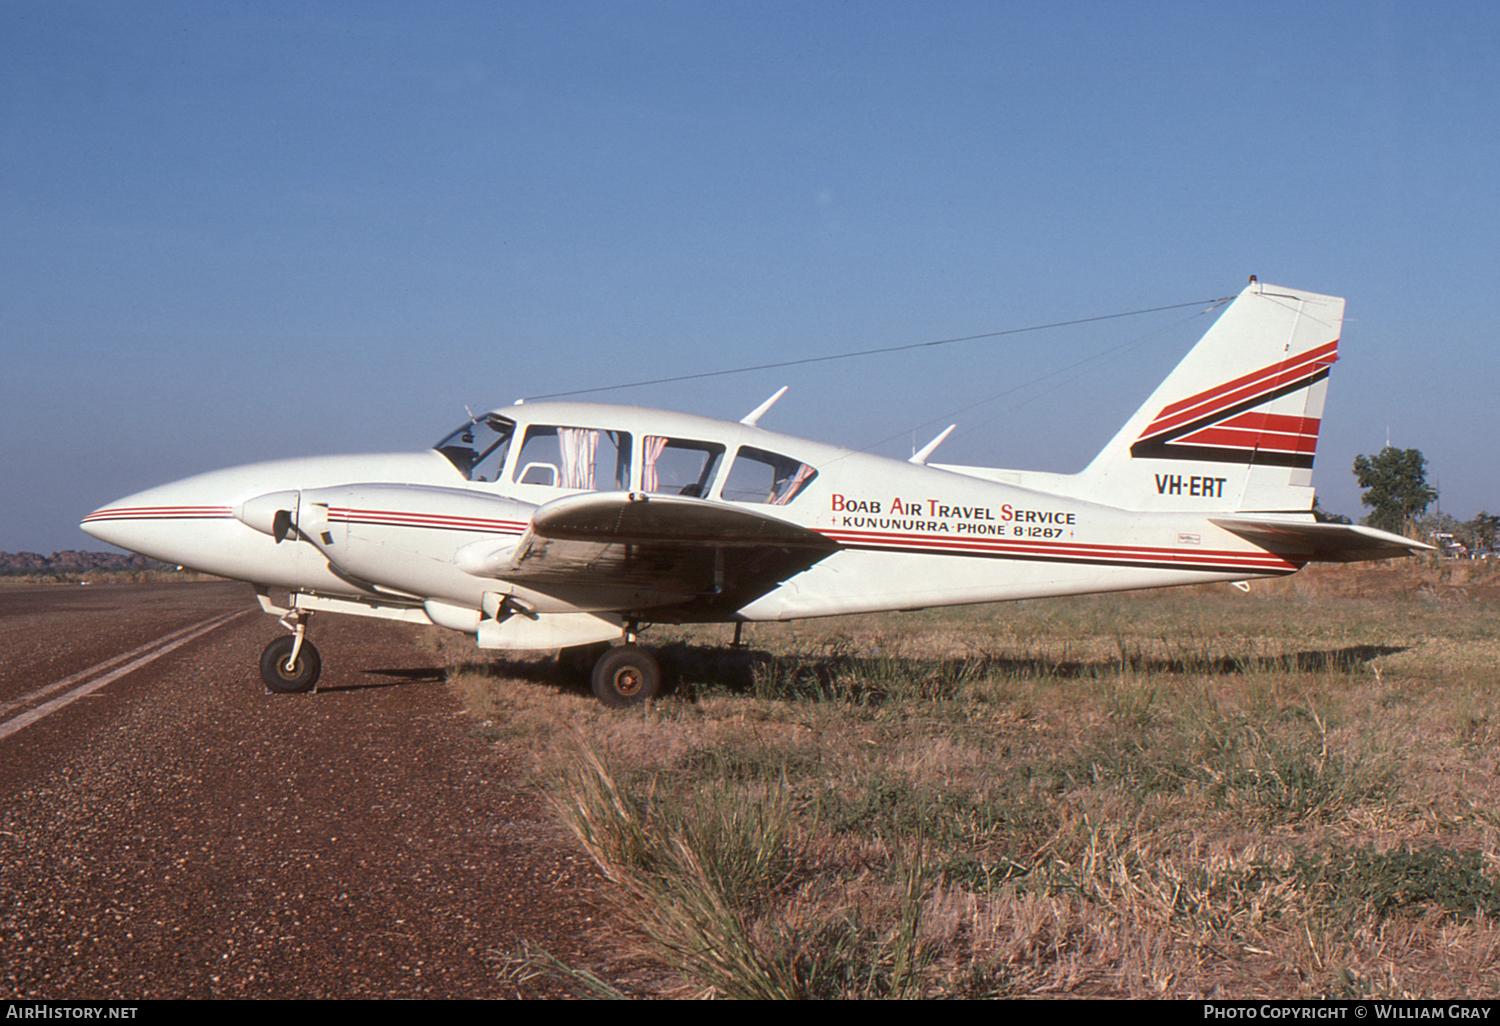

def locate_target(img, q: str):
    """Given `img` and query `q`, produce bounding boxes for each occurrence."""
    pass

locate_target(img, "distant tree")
[1353,447,1437,537]
[1311,496,1351,524]
[1469,511,1500,551]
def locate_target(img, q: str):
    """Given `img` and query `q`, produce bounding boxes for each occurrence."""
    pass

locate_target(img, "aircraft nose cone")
[80,503,126,546]
[81,498,171,550]
[79,487,236,563]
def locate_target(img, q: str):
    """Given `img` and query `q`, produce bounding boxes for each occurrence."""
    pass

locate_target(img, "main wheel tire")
[259,636,321,693]
[590,645,660,707]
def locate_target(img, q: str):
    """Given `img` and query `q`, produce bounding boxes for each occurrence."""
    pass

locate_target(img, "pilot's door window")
[641,436,725,497]
[514,426,631,491]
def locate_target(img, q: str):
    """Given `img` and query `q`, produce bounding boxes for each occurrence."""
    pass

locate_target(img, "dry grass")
[443,560,1500,998]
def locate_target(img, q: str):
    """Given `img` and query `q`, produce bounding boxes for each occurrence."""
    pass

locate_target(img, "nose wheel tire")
[590,645,660,707]
[260,636,322,693]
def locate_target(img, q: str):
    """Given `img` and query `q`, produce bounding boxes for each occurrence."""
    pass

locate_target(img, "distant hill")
[0,550,169,575]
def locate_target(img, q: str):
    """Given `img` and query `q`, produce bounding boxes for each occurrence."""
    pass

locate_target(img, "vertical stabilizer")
[1078,281,1344,512]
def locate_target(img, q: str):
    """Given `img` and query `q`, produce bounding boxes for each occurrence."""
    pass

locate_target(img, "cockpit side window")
[514,426,632,490]
[721,446,818,505]
[642,437,725,497]
[435,415,515,482]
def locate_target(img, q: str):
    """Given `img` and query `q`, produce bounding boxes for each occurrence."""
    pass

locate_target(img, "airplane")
[82,280,1429,705]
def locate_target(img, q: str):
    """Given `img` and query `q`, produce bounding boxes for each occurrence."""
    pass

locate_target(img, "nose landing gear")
[259,610,321,693]
[259,635,322,693]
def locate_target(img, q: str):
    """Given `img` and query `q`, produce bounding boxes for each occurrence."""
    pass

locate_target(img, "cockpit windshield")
[435,414,515,482]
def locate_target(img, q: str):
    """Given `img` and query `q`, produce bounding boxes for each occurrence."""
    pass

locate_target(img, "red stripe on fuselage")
[82,505,234,522]
[327,507,527,534]
[820,528,1296,572]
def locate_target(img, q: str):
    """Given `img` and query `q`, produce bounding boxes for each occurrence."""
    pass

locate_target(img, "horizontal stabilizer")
[1209,517,1432,563]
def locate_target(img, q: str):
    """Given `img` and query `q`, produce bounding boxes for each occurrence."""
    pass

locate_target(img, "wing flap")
[1209,517,1432,563]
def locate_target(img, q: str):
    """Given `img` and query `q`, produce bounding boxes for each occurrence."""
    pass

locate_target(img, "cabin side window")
[435,415,515,482]
[721,446,818,505]
[514,426,632,490]
[642,437,725,497]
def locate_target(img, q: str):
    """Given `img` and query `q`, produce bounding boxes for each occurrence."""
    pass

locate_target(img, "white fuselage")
[83,401,1295,647]
[84,284,1432,664]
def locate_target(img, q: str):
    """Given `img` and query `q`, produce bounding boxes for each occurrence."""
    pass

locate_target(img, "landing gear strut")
[259,611,321,693]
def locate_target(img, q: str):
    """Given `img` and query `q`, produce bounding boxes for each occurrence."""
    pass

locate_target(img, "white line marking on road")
[1,616,236,717]
[0,610,252,742]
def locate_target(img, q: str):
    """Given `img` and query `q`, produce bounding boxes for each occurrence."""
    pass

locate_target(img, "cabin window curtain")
[559,428,599,490]
[771,463,815,505]
[641,436,669,492]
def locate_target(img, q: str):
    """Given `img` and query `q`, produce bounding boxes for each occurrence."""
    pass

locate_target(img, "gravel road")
[0,581,638,999]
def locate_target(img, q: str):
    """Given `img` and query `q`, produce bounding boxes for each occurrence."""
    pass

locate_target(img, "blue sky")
[4,1,1496,553]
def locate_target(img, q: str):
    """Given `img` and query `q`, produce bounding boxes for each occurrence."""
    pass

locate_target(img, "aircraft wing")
[479,491,841,618]
[1209,517,1433,563]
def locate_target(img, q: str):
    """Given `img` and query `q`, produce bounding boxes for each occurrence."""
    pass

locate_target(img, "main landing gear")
[590,644,661,707]
[251,596,660,706]
[560,628,662,707]
[259,611,321,693]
